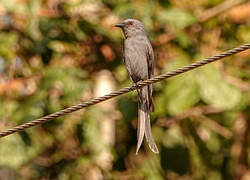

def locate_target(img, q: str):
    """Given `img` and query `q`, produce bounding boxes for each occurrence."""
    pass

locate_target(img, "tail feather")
[136,101,146,155]
[145,112,159,153]
[136,86,158,154]
[149,84,154,112]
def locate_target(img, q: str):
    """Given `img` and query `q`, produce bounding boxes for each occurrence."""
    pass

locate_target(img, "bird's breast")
[124,38,148,81]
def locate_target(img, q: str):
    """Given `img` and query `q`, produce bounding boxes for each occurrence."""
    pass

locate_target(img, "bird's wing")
[146,41,154,112]
[146,41,154,78]
[144,40,158,153]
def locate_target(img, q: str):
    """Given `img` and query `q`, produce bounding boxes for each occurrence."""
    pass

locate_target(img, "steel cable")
[0,43,249,138]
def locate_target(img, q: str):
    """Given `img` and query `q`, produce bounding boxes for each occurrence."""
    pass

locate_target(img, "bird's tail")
[136,86,159,154]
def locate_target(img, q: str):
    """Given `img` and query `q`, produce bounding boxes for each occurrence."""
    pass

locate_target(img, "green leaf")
[40,66,88,106]
[0,33,18,60]
[114,3,136,19]
[0,134,37,168]
[197,64,242,109]
[157,7,197,29]
[164,72,199,116]
[164,56,199,116]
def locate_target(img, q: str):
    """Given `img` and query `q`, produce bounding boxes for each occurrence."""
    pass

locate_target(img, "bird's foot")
[133,81,144,102]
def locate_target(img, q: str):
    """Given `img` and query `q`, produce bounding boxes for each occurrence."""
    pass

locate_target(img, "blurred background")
[0,0,249,179]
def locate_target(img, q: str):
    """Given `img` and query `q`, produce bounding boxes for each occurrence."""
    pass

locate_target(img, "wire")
[0,43,249,138]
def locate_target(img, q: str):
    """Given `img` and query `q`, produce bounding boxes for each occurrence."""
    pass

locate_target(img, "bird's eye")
[129,21,134,26]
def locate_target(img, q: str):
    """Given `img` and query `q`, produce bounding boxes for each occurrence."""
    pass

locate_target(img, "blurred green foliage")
[0,0,250,179]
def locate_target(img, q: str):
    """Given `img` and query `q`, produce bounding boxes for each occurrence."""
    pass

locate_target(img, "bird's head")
[115,19,145,38]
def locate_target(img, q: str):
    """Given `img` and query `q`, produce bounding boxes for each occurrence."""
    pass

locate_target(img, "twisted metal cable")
[0,43,249,138]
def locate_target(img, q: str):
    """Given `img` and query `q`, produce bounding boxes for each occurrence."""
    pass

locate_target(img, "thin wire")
[0,44,249,138]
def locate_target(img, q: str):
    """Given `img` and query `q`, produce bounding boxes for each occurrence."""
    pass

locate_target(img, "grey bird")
[115,19,159,154]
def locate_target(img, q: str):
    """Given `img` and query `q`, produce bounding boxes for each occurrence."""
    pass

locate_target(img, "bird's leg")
[133,81,143,103]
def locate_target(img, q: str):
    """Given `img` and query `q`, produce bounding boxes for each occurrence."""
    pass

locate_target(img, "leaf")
[164,56,199,116]
[157,7,197,29]
[237,26,250,43]
[118,96,137,122]
[164,73,199,116]
[114,3,136,19]
[0,33,18,60]
[40,66,88,106]
[0,134,37,168]
[197,64,242,110]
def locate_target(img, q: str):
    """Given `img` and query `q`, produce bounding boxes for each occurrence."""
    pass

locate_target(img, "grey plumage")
[115,19,159,154]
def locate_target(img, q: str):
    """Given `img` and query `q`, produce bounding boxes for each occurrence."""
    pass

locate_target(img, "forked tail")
[136,86,159,154]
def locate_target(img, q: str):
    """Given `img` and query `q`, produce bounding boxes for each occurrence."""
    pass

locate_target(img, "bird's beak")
[115,22,125,28]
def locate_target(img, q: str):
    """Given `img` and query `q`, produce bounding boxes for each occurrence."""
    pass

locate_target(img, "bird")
[115,19,159,154]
